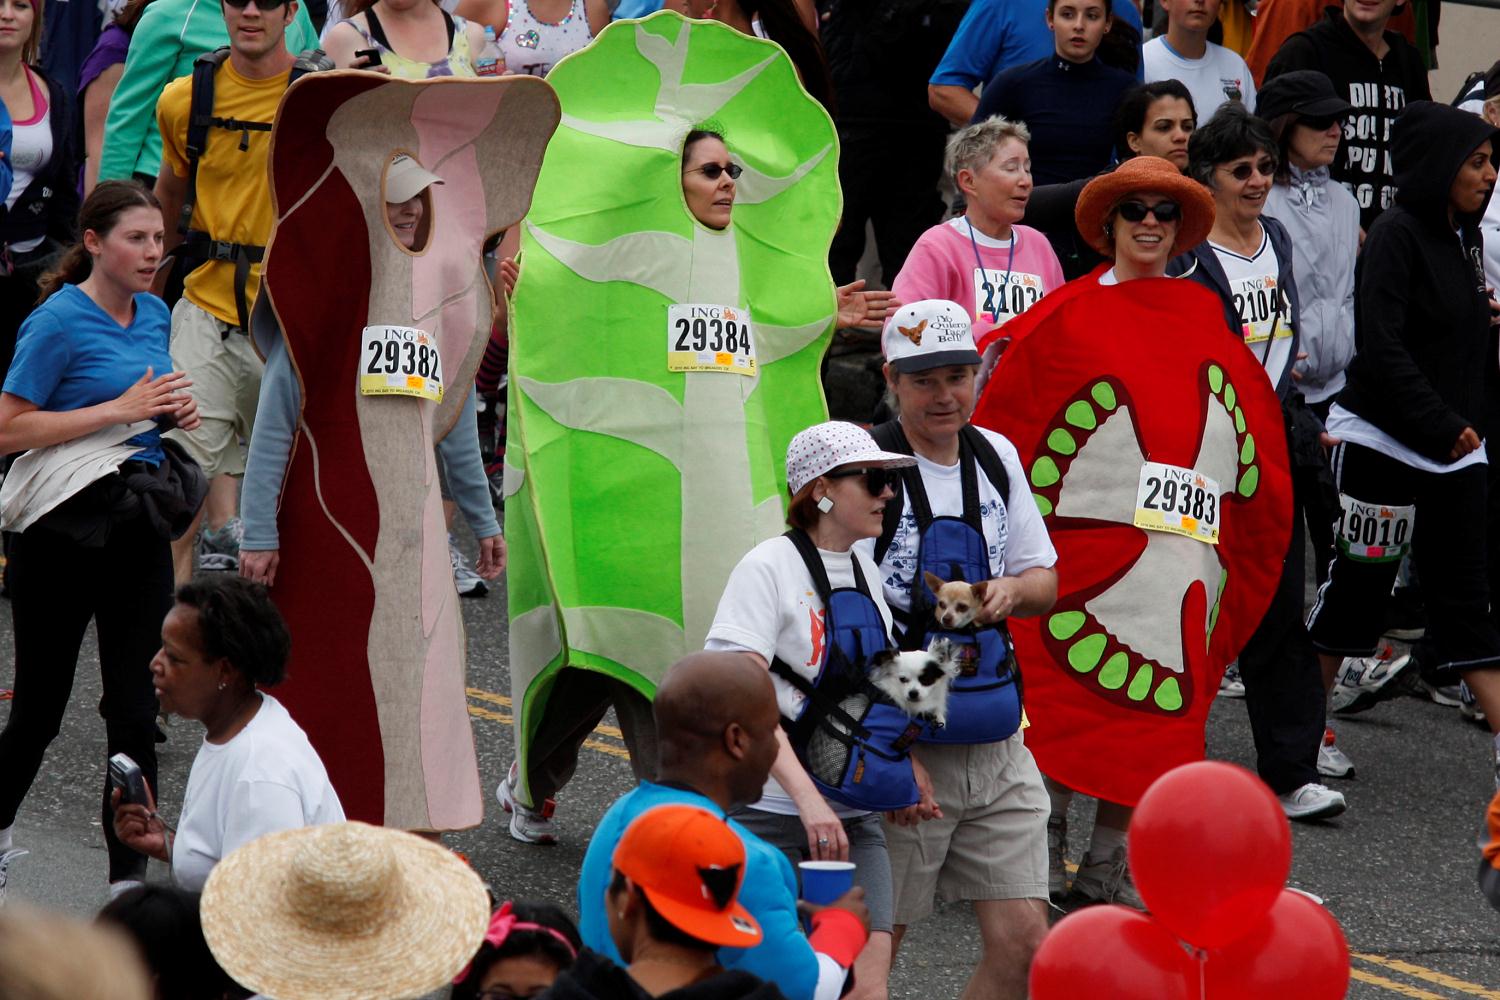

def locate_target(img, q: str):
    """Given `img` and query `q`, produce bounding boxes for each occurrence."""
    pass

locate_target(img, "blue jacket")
[578,782,821,1000]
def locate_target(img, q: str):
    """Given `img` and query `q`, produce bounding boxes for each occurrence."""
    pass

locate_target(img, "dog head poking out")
[897,318,927,345]
[924,571,988,630]
[868,639,962,725]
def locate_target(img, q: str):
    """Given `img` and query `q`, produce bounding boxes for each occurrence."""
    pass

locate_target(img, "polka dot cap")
[786,420,917,496]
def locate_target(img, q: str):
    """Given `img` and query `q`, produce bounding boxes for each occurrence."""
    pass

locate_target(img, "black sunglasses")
[223,0,289,8]
[1221,159,1276,181]
[1115,199,1181,223]
[1300,115,1339,131]
[685,163,743,181]
[825,467,897,496]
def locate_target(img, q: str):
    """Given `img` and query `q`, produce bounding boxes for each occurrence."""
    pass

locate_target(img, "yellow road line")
[1354,954,1500,998]
[466,703,631,761]
[1350,968,1451,999]
[466,686,626,739]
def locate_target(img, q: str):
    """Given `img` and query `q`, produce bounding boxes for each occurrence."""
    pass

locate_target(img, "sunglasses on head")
[824,467,897,496]
[1221,159,1276,181]
[686,163,743,181]
[1115,199,1181,223]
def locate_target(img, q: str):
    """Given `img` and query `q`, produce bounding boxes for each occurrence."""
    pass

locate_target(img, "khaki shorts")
[884,732,1049,924]
[165,297,263,478]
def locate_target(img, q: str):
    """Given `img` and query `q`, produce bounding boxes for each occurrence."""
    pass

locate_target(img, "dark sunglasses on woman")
[222,0,289,8]
[1115,200,1181,223]
[685,163,743,181]
[824,467,898,496]
[1221,159,1276,181]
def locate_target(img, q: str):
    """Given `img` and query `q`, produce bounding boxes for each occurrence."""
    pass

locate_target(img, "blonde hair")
[944,116,1032,184]
[0,906,152,1000]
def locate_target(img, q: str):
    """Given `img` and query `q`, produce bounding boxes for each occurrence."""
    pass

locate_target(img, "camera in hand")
[108,753,149,806]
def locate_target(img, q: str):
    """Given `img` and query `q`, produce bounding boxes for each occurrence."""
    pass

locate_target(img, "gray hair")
[945,116,1032,183]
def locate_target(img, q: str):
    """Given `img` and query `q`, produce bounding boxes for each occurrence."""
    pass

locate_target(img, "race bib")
[973,269,1044,326]
[1336,495,1414,562]
[1134,462,1221,544]
[360,325,444,402]
[1230,274,1293,345]
[667,304,757,376]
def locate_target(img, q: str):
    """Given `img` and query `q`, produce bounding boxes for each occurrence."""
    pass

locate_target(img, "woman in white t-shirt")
[706,420,917,1000]
[113,575,344,892]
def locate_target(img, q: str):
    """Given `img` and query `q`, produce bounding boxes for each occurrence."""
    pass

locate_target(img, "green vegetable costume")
[96,0,319,183]
[505,11,840,804]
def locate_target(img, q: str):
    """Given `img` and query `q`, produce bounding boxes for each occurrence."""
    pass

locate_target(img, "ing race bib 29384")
[667,303,757,376]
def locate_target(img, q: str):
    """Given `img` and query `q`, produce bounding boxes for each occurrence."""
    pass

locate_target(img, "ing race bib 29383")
[1134,461,1221,544]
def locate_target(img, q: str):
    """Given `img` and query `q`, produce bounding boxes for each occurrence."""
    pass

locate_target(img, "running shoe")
[1460,682,1488,726]
[198,517,243,572]
[1330,646,1412,715]
[450,535,488,598]
[1279,782,1347,821]
[1317,727,1355,779]
[496,761,557,845]
[1414,677,1464,707]
[1046,814,1068,902]
[0,848,28,907]
[1219,660,1245,698]
[1067,844,1144,911]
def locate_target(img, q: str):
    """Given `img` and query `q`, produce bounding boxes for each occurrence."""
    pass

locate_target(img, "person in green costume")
[96,0,319,185]
[499,11,894,849]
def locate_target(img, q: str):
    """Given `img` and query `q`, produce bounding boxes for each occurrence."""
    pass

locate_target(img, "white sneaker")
[1067,845,1144,910]
[0,848,28,906]
[495,761,557,845]
[1219,660,1246,698]
[1460,682,1488,725]
[1330,646,1412,714]
[450,534,488,598]
[1317,727,1354,779]
[1279,782,1347,821]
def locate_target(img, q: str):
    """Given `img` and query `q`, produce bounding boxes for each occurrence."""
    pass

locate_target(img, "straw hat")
[1074,156,1215,257]
[200,822,491,1000]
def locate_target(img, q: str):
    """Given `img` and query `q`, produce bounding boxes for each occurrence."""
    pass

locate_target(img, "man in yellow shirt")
[155,0,303,582]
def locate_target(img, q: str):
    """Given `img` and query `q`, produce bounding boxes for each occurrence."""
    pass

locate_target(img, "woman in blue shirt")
[0,180,201,897]
[971,0,1135,186]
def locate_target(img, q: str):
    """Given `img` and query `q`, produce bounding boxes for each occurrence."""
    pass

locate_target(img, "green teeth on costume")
[1065,401,1097,430]
[1240,434,1255,464]
[1099,652,1129,690]
[1208,365,1224,393]
[1234,407,1246,434]
[1223,385,1236,410]
[1238,467,1259,497]
[1049,611,1086,640]
[1127,663,1154,701]
[1154,676,1183,711]
[1034,494,1053,516]
[1069,633,1107,673]
[1031,456,1060,488]
[1091,381,1117,410]
[1047,428,1077,455]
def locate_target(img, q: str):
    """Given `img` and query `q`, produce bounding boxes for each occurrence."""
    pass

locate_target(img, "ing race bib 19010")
[1336,495,1414,562]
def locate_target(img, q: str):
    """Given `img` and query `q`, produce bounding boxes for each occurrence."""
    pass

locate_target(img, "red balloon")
[1129,761,1291,948]
[1203,890,1351,999]
[1030,905,1195,1000]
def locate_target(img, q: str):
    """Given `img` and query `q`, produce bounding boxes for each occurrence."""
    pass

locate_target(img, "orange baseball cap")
[612,805,763,949]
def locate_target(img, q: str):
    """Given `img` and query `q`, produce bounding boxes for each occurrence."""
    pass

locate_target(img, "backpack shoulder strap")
[181,47,232,235]
[960,425,1010,513]
[783,528,832,605]
[871,419,925,565]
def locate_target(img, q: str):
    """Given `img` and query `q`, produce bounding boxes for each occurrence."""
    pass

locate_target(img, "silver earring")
[218,682,226,691]
[816,496,834,514]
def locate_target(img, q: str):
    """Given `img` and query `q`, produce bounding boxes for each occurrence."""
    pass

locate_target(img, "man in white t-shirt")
[866,300,1060,1000]
[1144,0,1256,123]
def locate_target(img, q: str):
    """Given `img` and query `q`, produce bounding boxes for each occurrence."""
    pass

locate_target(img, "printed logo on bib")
[360,325,444,402]
[973,268,1044,325]
[1336,495,1414,562]
[667,304,757,376]
[1230,274,1293,345]
[1134,462,1221,544]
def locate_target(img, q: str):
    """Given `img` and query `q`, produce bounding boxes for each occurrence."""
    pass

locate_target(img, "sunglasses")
[1221,159,1276,181]
[1300,115,1339,131]
[824,467,898,496]
[1115,200,1181,223]
[222,0,289,8]
[685,162,743,181]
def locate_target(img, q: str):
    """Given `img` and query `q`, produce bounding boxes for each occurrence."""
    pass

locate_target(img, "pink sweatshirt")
[892,219,1066,348]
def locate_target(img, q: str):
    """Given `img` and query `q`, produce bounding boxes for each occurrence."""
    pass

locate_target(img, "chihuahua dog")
[868,639,962,725]
[924,571,989,630]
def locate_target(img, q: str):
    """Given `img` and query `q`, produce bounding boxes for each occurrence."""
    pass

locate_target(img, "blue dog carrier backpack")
[871,422,1024,746]
[769,529,921,812]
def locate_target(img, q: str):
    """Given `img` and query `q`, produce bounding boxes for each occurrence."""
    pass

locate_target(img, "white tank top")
[7,66,53,253]
[497,0,591,77]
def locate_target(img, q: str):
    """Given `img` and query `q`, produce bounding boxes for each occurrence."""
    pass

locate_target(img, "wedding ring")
[818,837,829,846]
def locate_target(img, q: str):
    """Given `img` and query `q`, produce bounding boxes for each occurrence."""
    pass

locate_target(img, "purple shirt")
[78,25,129,96]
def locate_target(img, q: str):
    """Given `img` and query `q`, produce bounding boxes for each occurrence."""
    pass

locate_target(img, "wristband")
[808,906,867,969]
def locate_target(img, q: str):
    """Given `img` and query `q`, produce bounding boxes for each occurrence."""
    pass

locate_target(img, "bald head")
[653,652,782,808]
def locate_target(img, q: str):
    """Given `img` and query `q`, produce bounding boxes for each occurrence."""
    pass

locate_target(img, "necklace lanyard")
[967,216,1016,325]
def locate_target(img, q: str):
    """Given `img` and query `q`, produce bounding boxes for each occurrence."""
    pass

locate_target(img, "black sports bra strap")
[364,7,456,53]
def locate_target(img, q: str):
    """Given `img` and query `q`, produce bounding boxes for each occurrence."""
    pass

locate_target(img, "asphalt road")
[3,550,1498,999]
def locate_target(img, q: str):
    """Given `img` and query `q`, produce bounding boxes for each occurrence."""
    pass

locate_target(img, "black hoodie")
[540,949,790,1000]
[1264,5,1430,232]
[1333,101,1500,463]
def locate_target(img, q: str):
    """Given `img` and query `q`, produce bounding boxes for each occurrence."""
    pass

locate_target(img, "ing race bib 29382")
[360,325,445,402]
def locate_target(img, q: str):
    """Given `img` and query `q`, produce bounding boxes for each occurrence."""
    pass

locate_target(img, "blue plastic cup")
[799,860,856,906]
